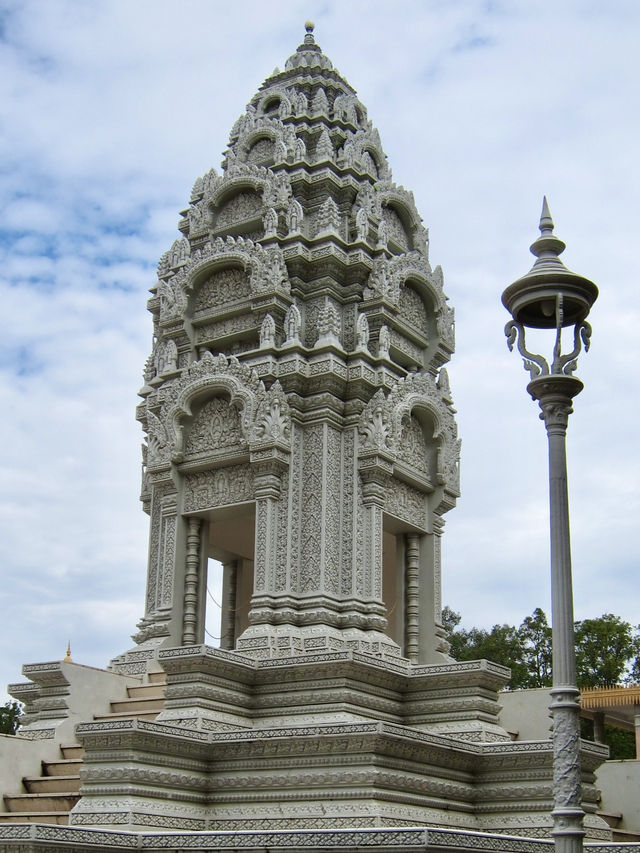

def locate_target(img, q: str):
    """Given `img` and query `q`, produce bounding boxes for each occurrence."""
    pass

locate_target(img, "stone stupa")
[0,24,610,853]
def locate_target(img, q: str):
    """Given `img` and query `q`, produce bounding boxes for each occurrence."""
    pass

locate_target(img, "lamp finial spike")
[539,196,554,234]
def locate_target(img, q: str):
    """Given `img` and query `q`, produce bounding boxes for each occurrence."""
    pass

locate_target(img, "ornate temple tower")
[2,27,609,843]
[123,23,460,670]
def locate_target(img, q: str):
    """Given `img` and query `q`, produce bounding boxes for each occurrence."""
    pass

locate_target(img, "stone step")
[109,696,165,713]
[3,793,80,813]
[148,671,167,684]
[126,683,166,699]
[92,709,159,722]
[59,744,84,760]
[612,829,640,842]
[0,811,69,825]
[598,810,623,829]
[23,775,81,795]
[42,758,83,777]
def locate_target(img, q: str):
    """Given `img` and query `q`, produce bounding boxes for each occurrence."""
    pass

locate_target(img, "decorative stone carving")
[315,300,341,348]
[377,216,388,248]
[215,191,263,231]
[184,397,246,458]
[262,206,278,237]
[355,313,370,352]
[378,325,391,359]
[184,465,255,512]
[312,86,329,116]
[315,196,341,236]
[354,207,368,243]
[399,283,429,337]
[284,304,302,345]
[315,127,334,162]
[193,266,251,313]
[259,313,276,349]
[358,371,461,496]
[287,198,303,233]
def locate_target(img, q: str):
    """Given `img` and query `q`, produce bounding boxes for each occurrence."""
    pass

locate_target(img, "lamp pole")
[502,199,598,853]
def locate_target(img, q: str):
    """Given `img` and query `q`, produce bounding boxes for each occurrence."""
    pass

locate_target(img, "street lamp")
[502,198,598,853]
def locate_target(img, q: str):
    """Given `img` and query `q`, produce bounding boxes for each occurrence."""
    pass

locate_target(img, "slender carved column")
[360,477,386,603]
[182,517,202,646]
[530,375,585,853]
[253,470,281,596]
[405,533,420,663]
[220,559,238,650]
[634,709,640,760]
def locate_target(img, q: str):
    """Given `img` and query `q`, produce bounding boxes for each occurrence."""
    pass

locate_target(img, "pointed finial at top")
[64,641,72,663]
[530,196,565,260]
[304,21,315,45]
[539,196,554,234]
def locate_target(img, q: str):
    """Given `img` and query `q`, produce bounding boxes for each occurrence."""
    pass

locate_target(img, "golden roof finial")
[63,641,73,662]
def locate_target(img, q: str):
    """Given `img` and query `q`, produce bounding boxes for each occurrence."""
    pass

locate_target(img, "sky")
[1,0,638,701]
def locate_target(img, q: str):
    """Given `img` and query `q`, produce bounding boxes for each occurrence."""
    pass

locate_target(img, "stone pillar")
[634,708,640,760]
[361,477,386,604]
[220,560,238,650]
[592,712,606,745]
[432,516,450,654]
[182,517,202,645]
[405,533,420,663]
[252,469,281,597]
[530,375,585,853]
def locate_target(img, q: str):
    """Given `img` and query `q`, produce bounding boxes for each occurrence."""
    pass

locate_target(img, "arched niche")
[396,406,438,482]
[212,188,264,238]
[183,393,248,463]
[398,279,430,339]
[191,263,252,318]
[361,148,380,179]
[381,203,412,253]
[246,136,276,166]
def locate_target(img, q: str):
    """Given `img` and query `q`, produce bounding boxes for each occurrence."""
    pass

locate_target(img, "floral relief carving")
[397,415,430,475]
[382,206,410,252]
[184,465,254,512]
[194,267,251,313]
[184,397,245,457]
[215,191,264,230]
[385,480,426,529]
[246,137,276,165]
[399,284,429,337]
[254,381,290,443]
[358,372,460,495]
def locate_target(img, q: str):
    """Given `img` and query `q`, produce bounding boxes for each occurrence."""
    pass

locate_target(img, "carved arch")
[256,88,293,119]
[165,354,291,461]
[187,237,290,297]
[387,373,460,495]
[366,254,454,354]
[358,372,460,496]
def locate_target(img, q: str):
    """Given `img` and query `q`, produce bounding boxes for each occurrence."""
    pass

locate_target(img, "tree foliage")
[0,701,23,735]
[575,613,637,688]
[442,606,640,690]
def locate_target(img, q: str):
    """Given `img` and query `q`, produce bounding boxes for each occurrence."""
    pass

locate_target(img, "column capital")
[527,375,583,433]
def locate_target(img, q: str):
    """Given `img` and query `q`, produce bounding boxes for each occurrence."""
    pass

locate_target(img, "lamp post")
[502,199,598,853]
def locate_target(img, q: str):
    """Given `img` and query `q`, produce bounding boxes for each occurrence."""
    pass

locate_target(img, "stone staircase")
[0,671,166,826]
[598,809,640,843]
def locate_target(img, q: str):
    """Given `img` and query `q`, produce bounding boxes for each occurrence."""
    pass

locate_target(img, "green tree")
[575,613,636,688]
[442,607,528,688]
[519,607,552,688]
[0,700,23,735]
